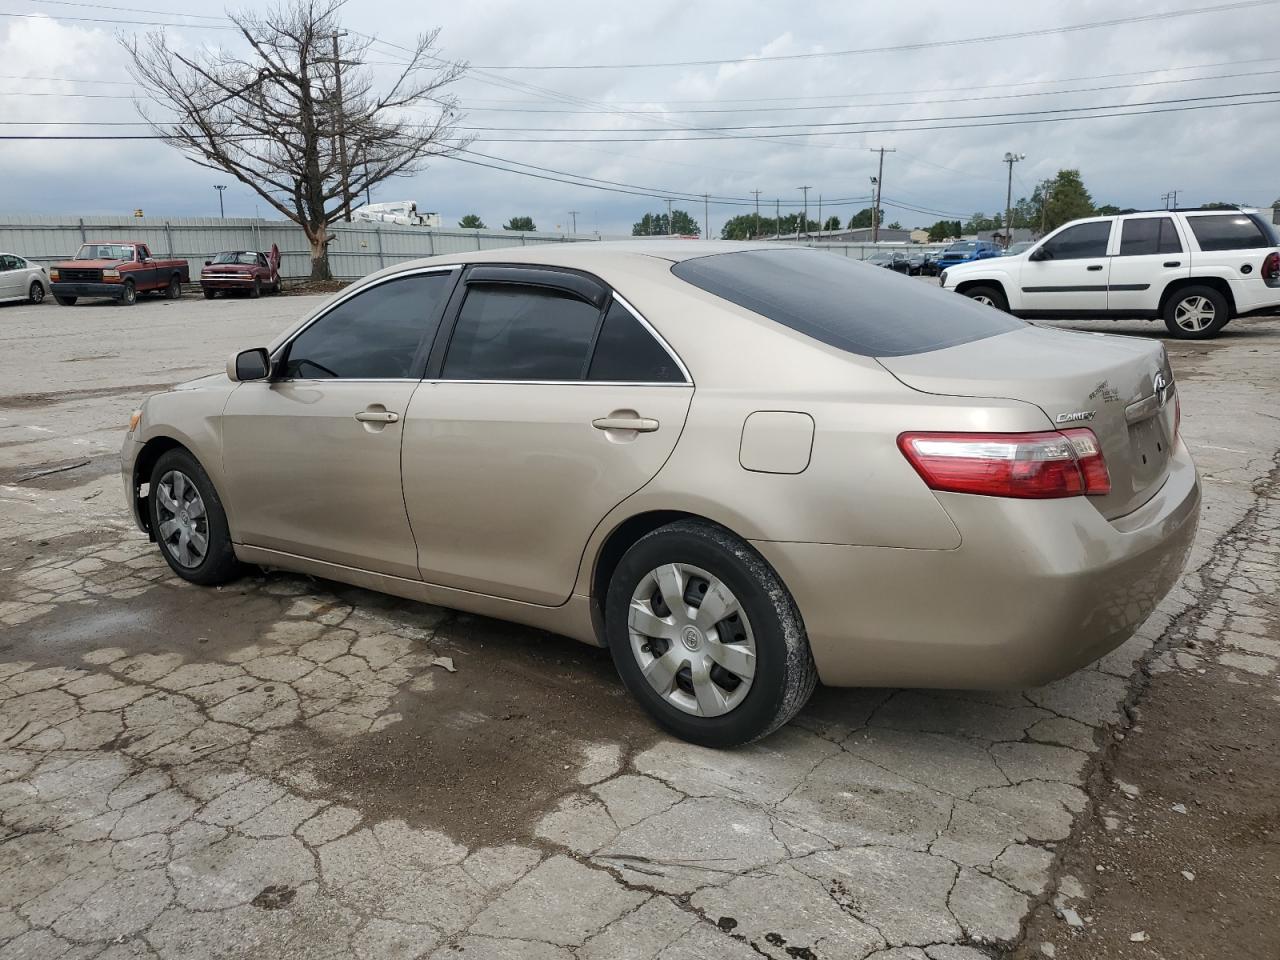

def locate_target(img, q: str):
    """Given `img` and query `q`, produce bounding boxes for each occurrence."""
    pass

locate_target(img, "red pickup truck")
[50,242,190,306]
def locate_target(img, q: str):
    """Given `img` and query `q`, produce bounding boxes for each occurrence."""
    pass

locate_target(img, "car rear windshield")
[670,248,1022,357]
[1187,214,1278,251]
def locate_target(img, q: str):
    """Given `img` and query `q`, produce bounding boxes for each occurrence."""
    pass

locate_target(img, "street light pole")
[869,146,895,242]
[214,184,227,218]
[1002,152,1025,249]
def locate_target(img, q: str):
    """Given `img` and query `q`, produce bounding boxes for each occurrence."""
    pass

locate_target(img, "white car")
[940,209,1280,339]
[0,252,49,305]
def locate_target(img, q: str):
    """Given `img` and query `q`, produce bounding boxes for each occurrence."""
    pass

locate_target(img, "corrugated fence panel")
[0,216,605,279]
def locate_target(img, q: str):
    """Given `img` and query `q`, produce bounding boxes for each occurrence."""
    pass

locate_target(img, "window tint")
[1118,217,1182,256]
[0,255,18,270]
[284,272,451,379]
[588,300,685,383]
[671,249,1022,358]
[1041,221,1111,259]
[1187,214,1272,251]
[443,283,601,381]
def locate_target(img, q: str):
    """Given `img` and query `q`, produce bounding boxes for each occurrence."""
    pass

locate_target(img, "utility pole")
[332,32,352,222]
[568,210,579,234]
[665,198,673,236]
[703,194,709,241]
[1161,189,1180,210]
[775,198,781,239]
[213,184,227,218]
[1002,152,1025,249]
[817,194,823,237]
[798,185,811,239]
[363,150,371,207]
[751,189,762,239]
[869,146,895,243]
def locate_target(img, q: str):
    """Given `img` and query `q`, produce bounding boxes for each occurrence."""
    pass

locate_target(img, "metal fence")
[795,240,952,260]
[0,215,607,280]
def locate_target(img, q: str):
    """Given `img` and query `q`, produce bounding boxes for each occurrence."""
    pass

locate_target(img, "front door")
[403,276,694,605]
[1107,215,1189,315]
[1018,219,1114,313]
[222,268,457,578]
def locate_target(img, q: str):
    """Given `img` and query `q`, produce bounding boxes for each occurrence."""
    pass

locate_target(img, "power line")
[465,2,1278,70]
[0,11,229,29]
[25,0,226,20]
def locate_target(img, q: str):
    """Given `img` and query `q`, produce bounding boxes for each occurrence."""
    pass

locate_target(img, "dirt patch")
[0,455,118,489]
[314,610,660,848]
[280,279,350,297]
[1011,649,1280,960]
[0,382,176,408]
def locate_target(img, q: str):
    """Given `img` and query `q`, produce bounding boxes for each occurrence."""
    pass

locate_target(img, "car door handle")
[1086,264,1104,271]
[593,416,659,433]
[354,409,399,423]
[1163,260,1181,267]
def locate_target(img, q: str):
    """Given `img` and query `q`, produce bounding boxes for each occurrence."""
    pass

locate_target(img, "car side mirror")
[228,347,271,382]
[1028,247,1050,261]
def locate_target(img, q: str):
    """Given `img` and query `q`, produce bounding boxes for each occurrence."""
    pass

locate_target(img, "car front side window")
[283,271,453,379]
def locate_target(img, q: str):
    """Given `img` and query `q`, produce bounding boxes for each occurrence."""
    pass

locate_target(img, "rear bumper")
[753,438,1200,689]
[51,282,122,299]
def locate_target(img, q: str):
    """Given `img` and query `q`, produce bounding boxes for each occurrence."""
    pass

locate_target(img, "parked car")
[940,210,1280,339]
[49,242,190,306]
[866,251,912,273]
[934,239,1003,271]
[915,253,941,277]
[200,245,282,299]
[123,241,1199,746]
[0,252,49,305]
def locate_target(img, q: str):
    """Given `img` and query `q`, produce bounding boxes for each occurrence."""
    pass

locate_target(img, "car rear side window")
[1187,214,1272,251]
[1040,221,1112,259]
[1118,217,1182,256]
[442,283,601,381]
[671,248,1022,358]
[587,299,685,383]
[284,271,452,379]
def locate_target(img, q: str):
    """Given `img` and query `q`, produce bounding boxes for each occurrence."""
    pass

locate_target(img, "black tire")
[249,278,261,299]
[962,284,1008,311]
[202,287,217,300]
[54,295,77,306]
[605,520,817,747]
[28,281,45,304]
[165,275,181,300]
[1163,285,1230,339]
[148,447,241,586]
[119,280,137,306]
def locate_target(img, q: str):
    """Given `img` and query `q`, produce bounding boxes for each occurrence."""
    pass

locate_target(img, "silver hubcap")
[31,284,43,302]
[628,563,757,718]
[1174,295,1215,331]
[971,294,994,306]
[156,470,209,568]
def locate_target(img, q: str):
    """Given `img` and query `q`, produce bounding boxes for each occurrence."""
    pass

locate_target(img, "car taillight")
[1262,252,1279,281]
[898,429,1111,499]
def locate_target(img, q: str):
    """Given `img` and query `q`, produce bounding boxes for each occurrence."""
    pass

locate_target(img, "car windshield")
[671,248,1021,358]
[944,242,978,253]
[1006,242,1034,255]
[867,253,892,262]
[213,252,259,265]
[76,244,134,260]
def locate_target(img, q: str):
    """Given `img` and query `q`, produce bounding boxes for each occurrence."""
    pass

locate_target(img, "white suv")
[940,209,1280,339]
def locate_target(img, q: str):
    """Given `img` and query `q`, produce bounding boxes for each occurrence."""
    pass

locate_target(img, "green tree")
[458,213,486,229]
[720,213,767,240]
[927,220,961,242]
[847,207,881,229]
[823,215,842,231]
[1042,169,1095,231]
[504,216,536,231]
[632,209,699,236]
[1198,201,1238,210]
[885,221,902,230]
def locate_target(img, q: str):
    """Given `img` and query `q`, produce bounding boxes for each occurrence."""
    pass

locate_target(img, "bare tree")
[122,0,468,279]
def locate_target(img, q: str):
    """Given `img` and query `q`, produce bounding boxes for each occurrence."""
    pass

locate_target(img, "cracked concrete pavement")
[1,293,1278,959]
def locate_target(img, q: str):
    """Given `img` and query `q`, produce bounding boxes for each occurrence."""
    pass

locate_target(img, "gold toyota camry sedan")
[121,241,1200,746]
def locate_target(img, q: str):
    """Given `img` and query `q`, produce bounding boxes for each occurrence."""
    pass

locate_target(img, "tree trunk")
[308,231,332,281]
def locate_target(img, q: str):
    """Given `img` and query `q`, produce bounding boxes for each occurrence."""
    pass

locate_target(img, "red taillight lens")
[1262,252,1280,281]
[898,429,1111,499]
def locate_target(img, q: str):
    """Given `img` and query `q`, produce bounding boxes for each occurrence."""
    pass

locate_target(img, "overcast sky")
[2,0,1278,235]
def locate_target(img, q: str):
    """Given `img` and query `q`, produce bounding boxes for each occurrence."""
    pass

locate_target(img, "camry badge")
[1055,410,1096,423]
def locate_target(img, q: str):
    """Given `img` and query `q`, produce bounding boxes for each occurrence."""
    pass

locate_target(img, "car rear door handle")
[593,416,659,433]
[1086,264,1104,271]
[1163,260,1181,267]
[355,408,399,423]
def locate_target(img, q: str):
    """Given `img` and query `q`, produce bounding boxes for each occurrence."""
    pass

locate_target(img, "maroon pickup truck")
[199,245,281,298]
[50,242,189,306]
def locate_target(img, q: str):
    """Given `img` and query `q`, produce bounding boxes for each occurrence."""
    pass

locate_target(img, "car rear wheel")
[1163,286,1230,339]
[962,285,1008,311]
[54,295,77,306]
[605,520,816,747]
[120,281,137,306]
[165,275,181,300]
[148,448,241,586]
[28,281,44,304]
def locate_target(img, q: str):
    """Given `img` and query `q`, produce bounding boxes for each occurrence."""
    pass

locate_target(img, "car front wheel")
[605,520,817,747]
[120,281,137,306]
[962,284,1008,311]
[148,447,241,586]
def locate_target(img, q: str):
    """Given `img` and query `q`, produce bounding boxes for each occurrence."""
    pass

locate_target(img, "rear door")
[0,255,21,298]
[1107,215,1188,314]
[1018,220,1113,313]
[402,268,693,605]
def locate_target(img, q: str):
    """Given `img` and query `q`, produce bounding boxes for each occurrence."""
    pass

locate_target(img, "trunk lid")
[878,326,1177,519]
